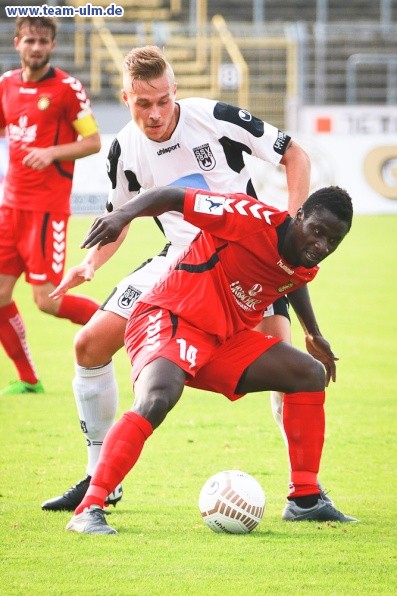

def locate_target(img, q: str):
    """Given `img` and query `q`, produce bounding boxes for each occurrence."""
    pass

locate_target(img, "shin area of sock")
[283,391,325,498]
[87,411,153,501]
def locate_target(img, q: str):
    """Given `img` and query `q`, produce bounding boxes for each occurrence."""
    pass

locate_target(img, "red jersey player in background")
[0,16,101,395]
[65,184,357,534]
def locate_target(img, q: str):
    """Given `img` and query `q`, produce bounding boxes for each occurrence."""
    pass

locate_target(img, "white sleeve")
[106,136,141,212]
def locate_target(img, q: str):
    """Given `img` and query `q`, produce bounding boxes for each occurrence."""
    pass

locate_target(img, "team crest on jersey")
[37,96,51,111]
[193,143,216,171]
[118,285,142,309]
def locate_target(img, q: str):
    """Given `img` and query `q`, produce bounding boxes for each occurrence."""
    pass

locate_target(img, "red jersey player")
[0,16,101,395]
[64,184,357,534]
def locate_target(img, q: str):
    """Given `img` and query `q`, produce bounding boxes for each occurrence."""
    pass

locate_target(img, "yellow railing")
[69,0,297,127]
[72,0,185,69]
[210,14,249,108]
[89,16,125,95]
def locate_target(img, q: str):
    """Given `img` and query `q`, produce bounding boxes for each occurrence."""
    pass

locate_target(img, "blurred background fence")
[1,0,396,128]
[0,0,396,213]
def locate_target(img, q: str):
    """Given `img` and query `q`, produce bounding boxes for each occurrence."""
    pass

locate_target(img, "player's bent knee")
[133,393,176,429]
[73,327,103,367]
[301,356,325,391]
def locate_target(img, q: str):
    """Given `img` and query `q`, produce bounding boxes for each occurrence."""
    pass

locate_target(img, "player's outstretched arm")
[49,261,95,299]
[49,224,129,299]
[82,186,186,249]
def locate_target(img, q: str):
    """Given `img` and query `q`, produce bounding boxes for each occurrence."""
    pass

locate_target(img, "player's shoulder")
[113,120,147,154]
[179,96,217,108]
[179,96,217,115]
[53,67,85,91]
[116,119,137,140]
[0,68,21,85]
[107,120,140,164]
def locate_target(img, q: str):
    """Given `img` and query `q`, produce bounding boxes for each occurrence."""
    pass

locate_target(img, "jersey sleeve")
[213,102,291,166]
[61,75,99,138]
[106,137,141,212]
[183,187,283,240]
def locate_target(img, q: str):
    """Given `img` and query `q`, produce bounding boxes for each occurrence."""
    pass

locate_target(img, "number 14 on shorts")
[177,338,197,368]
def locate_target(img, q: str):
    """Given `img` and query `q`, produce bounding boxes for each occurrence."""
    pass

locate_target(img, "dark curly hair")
[302,186,353,231]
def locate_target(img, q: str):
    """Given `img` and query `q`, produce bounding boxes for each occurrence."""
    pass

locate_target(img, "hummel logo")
[277,259,294,275]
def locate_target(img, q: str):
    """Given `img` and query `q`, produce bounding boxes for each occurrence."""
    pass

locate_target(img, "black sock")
[288,494,320,508]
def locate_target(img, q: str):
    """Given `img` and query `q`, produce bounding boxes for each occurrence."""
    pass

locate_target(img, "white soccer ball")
[198,470,265,534]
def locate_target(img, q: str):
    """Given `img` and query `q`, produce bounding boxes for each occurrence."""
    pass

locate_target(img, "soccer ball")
[198,470,265,534]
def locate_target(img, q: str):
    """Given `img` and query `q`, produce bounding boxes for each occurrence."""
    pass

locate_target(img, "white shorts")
[101,243,289,321]
[101,244,185,319]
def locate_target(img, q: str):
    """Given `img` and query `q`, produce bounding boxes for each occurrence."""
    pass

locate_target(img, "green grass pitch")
[1,214,396,595]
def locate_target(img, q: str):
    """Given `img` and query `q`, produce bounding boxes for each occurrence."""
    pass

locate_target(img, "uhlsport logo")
[239,109,252,122]
[273,131,290,155]
[193,143,216,171]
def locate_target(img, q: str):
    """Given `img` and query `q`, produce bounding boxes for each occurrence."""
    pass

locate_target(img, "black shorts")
[265,295,290,321]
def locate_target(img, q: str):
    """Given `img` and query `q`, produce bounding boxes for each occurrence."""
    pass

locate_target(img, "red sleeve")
[183,187,286,240]
[60,73,98,136]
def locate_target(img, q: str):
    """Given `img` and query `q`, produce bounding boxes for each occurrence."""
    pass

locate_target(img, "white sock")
[270,390,288,447]
[72,360,118,476]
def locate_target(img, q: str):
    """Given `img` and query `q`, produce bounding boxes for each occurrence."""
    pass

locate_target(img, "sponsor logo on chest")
[230,281,262,311]
[8,115,37,143]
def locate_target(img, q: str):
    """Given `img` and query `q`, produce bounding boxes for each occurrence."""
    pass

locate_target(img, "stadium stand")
[0,0,396,128]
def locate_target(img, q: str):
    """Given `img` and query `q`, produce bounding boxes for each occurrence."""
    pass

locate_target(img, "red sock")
[57,294,99,325]
[75,411,153,514]
[283,391,325,498]
[0,302,38,384]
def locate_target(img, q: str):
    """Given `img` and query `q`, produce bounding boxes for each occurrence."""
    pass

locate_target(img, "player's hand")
[49,263,95,299]
[305,334,339,386]
[81,212,126,249]
[22,145,55,170]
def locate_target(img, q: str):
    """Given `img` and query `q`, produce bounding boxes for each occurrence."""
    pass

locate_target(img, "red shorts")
[0,206,69,285]
[125,302,281,401]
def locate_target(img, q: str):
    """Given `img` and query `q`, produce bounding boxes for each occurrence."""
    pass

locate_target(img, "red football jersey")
[0,66,98,214]
[140,188,319,341]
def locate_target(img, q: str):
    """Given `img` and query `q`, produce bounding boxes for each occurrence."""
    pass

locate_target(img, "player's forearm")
[288,285,321,337]
[118,186,185,219]
[81,186,186,249]
[82,224,129,268]
[281,141,311,216]
[51,132,101,161]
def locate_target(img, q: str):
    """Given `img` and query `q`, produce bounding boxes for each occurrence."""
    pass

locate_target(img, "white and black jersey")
[106,98,290,247]
[102,98,291,318]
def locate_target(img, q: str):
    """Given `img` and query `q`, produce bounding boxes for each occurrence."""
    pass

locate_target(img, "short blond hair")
[123,45,175,89]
